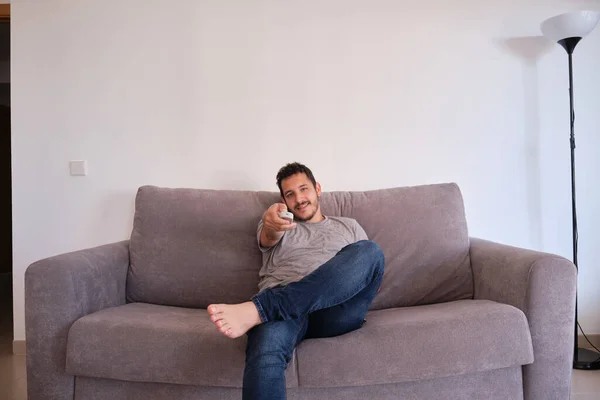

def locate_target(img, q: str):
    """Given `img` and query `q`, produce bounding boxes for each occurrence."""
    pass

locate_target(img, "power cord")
[578,321,600,362]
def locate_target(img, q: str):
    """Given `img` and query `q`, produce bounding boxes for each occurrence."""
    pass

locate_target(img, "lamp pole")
[559,37,600,370]
[542,12,600,370]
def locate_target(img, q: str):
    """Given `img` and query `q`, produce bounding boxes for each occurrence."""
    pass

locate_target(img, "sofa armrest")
[469,237,576,400]
[25,240,130,400]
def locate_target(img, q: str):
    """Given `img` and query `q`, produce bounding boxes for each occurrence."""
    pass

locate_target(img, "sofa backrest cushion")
[126,183,472,310]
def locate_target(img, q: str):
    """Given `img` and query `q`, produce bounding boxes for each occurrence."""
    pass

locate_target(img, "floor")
[0,276,599,399]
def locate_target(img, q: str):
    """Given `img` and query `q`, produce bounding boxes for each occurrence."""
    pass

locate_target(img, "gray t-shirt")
[256,216,368,292]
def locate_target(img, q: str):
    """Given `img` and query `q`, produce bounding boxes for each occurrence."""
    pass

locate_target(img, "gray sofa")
[25,183,576,400]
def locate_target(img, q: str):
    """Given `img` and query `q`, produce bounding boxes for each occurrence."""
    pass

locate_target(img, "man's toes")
[207,305,217,314]
[219,323,230,334]
[211,313,223,323]
[216,319,226,328]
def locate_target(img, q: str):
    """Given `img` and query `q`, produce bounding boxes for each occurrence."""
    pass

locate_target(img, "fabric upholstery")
[66,303,298,388]
[65,300,531,390]
[127,186,277,307]
[74,366,524,400]
[127,183,472,310]
[470,238,577,400]
[296,299,533,387]
[24,183,577,400]
[25,241,130,400]
[321,183,472,309]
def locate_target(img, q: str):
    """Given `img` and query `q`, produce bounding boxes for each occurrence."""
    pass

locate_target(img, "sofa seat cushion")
[65,303,298,388]
[296,299,534,388]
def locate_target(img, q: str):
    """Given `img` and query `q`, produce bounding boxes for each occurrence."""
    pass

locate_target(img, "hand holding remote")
[262,203,297,233]
[279,211,294,222]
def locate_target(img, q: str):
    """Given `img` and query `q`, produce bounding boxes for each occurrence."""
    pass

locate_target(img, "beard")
[291,198,320,222]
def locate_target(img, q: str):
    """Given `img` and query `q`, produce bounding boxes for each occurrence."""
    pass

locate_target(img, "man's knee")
[352,240,385,268]
[355,239,383,254]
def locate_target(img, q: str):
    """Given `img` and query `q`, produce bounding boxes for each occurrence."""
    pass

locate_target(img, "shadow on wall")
[493,36,554,250]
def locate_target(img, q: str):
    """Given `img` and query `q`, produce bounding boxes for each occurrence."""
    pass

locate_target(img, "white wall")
[11,0,600,340]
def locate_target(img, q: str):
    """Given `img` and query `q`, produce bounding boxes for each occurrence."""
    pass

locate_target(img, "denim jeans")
[242,240,385,400]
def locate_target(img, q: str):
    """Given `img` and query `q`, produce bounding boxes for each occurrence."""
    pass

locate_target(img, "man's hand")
[264,203,297,232]
[260,203,296,247]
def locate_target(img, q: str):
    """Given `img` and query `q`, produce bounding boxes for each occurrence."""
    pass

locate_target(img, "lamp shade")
[541,11,600,42]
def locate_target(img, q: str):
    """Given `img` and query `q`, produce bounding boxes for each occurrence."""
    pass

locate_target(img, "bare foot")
[207,302,262,339]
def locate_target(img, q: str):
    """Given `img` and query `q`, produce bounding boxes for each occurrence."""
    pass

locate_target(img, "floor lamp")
[541,10,600,370]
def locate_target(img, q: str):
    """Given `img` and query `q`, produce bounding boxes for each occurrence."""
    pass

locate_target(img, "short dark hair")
[276,162,317,197]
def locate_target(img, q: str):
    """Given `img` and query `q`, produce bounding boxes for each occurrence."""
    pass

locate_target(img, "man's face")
[281,173,323,222]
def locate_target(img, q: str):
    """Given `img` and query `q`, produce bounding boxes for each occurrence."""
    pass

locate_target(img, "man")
[208,162,385,400]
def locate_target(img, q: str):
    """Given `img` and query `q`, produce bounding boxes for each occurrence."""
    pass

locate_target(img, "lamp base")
[574,347,600,370]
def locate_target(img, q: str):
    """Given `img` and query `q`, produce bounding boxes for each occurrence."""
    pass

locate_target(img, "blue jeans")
[242,240,385,400]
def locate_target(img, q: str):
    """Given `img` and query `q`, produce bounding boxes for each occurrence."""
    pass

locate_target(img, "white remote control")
[279,211,294,221]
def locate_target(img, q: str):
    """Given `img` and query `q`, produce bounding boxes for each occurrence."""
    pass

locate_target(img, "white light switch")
[69,160,88,176]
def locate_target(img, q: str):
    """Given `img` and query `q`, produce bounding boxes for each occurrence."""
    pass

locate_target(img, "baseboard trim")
[13,340,26,355]
[578,334,600,350]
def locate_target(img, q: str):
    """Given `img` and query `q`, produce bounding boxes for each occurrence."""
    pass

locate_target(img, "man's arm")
[260,223,285,248]
[259,203,297,249]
